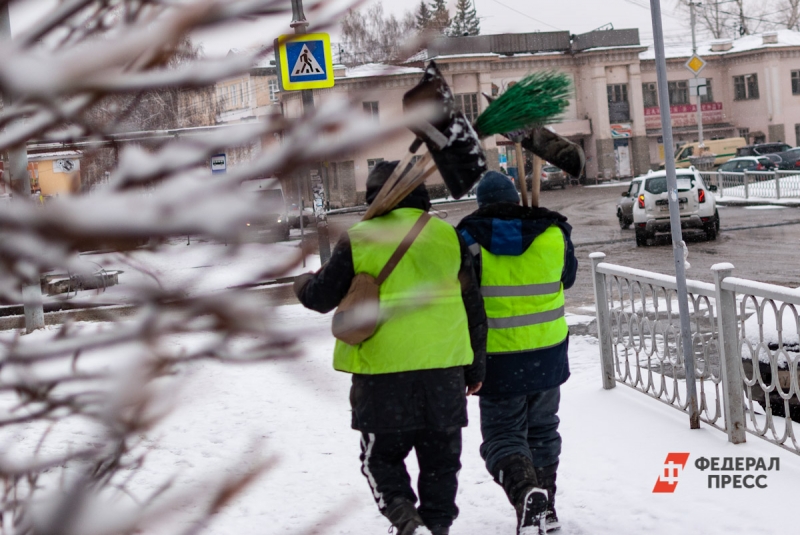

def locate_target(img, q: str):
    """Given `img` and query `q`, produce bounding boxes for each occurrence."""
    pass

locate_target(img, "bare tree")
[774,0,800,29]
[0,1,434,533]
[675,0,775,38]
[675,0,733,39]
[339,4,418,65]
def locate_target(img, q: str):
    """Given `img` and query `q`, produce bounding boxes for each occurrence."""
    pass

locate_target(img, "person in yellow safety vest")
[456,171,578,535]
[293,161,487,535]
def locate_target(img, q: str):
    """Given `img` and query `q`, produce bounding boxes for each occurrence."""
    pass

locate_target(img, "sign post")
[276,0,333,263]
[687,3,707,150]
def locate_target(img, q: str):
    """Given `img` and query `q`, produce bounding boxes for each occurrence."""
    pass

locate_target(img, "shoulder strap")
[376,212,432,285]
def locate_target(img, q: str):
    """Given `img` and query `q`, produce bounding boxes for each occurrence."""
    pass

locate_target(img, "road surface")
[291,183,800,311]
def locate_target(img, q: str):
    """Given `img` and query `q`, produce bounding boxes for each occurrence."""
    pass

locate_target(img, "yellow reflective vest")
[333,208,474,374]
[478,225,568,355]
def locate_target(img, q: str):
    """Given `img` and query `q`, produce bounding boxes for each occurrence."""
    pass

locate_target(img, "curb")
[715,199,800,207]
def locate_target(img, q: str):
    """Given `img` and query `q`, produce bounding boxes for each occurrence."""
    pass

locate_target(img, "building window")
[229,85,237,107]
[607,84,628,103]
[738,127,750,139]
[363,101,379,121]
[733,74,759,100]
[367,158,384,174]
[454,93,480,123]
[792,71,800,95]
[240,83,246,106]
[268,79,279,102]
[668,80,689,105]
[607,84,629,122]
[796,124,800,146]
[700,78,714,103]
[642,83,658,107]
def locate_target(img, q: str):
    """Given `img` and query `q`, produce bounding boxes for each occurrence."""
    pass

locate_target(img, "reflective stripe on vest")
[478,225,568,355]
[333,208,474,375]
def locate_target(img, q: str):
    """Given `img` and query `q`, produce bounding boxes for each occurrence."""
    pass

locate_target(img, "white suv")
[632,167,719,247]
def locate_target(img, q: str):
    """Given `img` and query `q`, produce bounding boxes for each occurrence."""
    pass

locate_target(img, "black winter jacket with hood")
[457,203,578,397]
[294,188,487,433]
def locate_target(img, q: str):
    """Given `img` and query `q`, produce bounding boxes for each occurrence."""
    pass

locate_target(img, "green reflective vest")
[480,225,568,355]
[333,208,474,375]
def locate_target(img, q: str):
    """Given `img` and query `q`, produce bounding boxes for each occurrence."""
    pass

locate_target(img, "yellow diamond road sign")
[277,33,335,91]
[685,55,706,76]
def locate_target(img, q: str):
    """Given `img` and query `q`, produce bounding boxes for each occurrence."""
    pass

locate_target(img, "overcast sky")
[9,0,698,57]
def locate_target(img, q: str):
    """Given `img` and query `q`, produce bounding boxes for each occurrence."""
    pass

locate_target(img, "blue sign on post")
[277,33,335,91]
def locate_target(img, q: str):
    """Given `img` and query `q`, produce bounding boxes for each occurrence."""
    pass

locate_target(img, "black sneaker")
[517,487,548,535]
[384,498,433,535]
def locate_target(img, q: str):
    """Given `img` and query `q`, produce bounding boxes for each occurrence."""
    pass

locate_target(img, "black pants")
[360,429,462,529]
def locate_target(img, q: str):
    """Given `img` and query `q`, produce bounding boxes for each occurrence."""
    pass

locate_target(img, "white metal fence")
[701,170,800,199]
[590,253,800,455]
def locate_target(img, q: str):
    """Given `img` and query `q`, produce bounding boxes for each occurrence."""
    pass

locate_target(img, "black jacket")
[457,203,577,397]
[294,195,487,433]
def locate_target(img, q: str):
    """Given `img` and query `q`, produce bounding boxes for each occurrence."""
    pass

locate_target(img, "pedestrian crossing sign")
[277,33,335,91]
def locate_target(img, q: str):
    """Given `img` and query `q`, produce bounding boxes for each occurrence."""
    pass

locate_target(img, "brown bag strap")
[376,212,432,285]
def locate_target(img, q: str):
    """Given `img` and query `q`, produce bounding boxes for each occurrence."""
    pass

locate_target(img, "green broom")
[473,71,572,138]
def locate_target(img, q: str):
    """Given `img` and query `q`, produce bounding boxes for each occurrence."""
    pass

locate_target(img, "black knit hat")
[476,171,520,208]
[366,160,431,209]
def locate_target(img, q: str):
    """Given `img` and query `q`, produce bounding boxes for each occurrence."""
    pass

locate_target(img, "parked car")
[672,137,747,169]
[774,148,800,170]
[540,165,567,190]
[632,168,719,246]
[616,178,642,229]
[525,164,568,190]
[717,156,777,173]
[735,142,792,157]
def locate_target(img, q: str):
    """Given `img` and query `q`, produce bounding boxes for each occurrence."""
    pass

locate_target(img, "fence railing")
[590,252,800,455]
[701,170,800,199]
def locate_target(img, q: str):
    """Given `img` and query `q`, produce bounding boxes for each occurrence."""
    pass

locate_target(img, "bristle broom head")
[473,71,572,138]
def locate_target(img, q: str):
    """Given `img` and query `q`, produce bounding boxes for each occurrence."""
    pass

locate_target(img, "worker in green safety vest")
[457,171,578,535]
[294,161,487,535]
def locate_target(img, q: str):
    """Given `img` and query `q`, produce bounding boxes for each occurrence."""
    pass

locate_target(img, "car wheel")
[705,222,717,241]
[618,215,631,230]
[714,209,720,233]
[561,183,567,190]
[635,229,649,247]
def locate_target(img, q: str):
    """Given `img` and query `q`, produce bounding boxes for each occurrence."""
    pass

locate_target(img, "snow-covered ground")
[11,306,798,535]
[11,239,800,534]
[56,238,321,304]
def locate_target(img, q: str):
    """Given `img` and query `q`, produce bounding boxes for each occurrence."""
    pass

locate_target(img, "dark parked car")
[717,156,776,173]
[775,148,800,170]
[735,142,792,157]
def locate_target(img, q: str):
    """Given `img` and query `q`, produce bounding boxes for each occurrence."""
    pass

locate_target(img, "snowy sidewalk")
[16,303,799,534]
[115,304,799,535]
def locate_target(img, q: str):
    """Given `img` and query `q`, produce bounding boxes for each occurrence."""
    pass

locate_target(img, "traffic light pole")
[0,5,45,333]
[649,0,701,429]
[290,0,331,264]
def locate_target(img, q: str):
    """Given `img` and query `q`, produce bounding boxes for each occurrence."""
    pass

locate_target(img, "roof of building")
[28,150,82,161]
[640,29,800,60]
[337,63,424,80]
